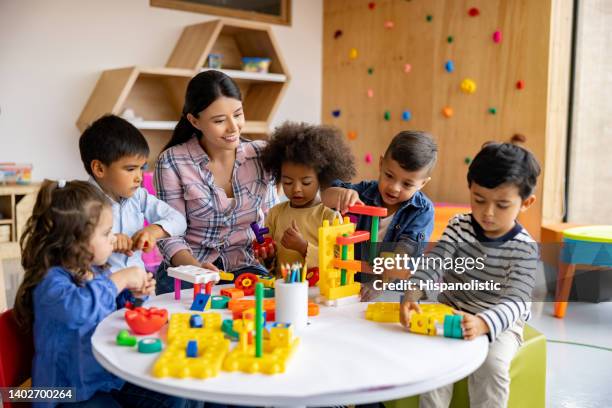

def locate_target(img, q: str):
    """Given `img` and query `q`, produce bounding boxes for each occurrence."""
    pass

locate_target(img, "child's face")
[89,206,115,266]
[281,162,320,208]
[92,155,147,201]
[469,182,536,238]
[187,96,244,154]
[378,156,430,212]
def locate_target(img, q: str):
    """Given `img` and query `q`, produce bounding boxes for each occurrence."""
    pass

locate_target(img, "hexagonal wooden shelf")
[76,19,290,164]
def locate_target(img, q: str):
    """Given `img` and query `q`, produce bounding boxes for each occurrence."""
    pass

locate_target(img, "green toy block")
[263,287,275,298]
[443,314,463,339]
[211,295,230,309]
[116,329,137,347]
[221,319,239,341]
[138,338,162,353]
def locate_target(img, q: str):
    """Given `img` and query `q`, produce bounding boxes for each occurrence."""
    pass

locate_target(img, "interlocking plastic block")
[211,295,230,309]
[166,313,223,344]
[365,302,400,323]
[347,204,387,217]
[336,231,370,245]
[263,287,275,298]
[116,329,137,347]
[308,303,320,316]
[125,307,168,335]
[190,314,203,328]
[250,222,269,244]
[443,314,463,339]
[235,273,259,296]
[138,338,162,353]
[190,294,211,311]
[186,340,198,357]
[167,265,220,285]
[221,319,239,341]
[220,288,245,299]
[260,276,276,288]
[408,304,456,336]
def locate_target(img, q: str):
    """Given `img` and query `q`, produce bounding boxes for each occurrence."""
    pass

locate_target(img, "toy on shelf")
[207,53,222,69]
[124,307,168,335]
[241,57,271,73]
[167,265,221,301]
[0,163,32,185]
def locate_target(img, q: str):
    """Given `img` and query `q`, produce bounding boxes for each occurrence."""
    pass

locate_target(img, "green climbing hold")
[464,157,472,165]
[426,14,433,22]
[368,67,374,75]
[488,107,497,115]
[384,110,391,121]
[447,36,453,43]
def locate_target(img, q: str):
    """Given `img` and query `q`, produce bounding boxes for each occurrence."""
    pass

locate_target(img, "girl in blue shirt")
[13,180,190,408]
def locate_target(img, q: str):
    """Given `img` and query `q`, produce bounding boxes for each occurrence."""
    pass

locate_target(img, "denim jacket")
[331,180,434,258]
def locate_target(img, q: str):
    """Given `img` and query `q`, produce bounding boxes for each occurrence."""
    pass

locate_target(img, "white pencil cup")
[275,281,308,330]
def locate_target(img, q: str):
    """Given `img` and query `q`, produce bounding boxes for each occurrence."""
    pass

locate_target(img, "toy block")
[407,304,456,337]
[167,313,223,343]
[186,340,198,358]
[235,272,259,295]
[138,338,162,353]
[347,204,388,217]
[243,308,267,322]
[125,307,168,335]
[116,329,137,347]
[365,302,400,323]
[332,259,364,272]
[306,267,319,287]
[327,283,361,300]
[190,314,203,328]
[168,265,221,285]
[220,288,245,299]
[443,314,463,339]
[211,295,230,309]
[260,276,276,288]
[250,222,269,244]
[219,271,235,281]
[190,294,211,311]
[336,230,371,245]
[221,319,240,341]
[319,294,361,307]
[263,287,275,298]
[308,303,320,316]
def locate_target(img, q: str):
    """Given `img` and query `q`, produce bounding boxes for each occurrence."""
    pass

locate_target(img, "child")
[13,180,188,407]
[79,115,187,273]
[259,121,356,275]
[321,131,437,295]
[400,141,541,408]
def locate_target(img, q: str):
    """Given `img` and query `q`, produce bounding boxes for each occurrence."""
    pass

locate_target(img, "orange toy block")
[332,259,364,271]
[347,204,388,217]
[220,288,245,299]
[336,231,370,245]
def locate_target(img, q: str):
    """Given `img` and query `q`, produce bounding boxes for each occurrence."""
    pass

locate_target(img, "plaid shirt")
[155,137,278,271]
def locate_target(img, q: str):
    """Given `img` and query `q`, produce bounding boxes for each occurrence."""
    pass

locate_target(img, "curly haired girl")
[260,122,356,277]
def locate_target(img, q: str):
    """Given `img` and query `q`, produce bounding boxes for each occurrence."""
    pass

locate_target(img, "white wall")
[0,0,322,180]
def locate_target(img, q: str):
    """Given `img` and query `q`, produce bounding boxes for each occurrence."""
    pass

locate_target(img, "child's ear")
[419,177,432,189]
[520,194,537,212]
[91,160,106,179]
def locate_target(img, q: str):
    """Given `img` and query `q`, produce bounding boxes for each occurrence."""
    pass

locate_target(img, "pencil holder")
[275,281,308,330]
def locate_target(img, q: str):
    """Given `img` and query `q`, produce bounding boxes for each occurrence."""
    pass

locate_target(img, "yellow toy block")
[409,304,455,336]
[260,276,276,288]
[327,283,361,300]
[219,271,234,281]
[153,313,229,379]
[365,302,400,323]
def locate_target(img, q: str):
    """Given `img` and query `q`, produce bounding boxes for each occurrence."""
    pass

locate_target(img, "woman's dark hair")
[14,180,110,331]
[467,139,541,199]
[162,70,242,152]
[261,121,356,187]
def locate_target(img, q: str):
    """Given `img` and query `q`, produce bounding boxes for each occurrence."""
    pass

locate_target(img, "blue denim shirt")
[32,267,125,407]
[331,180,435,258]
[89,178,187,272]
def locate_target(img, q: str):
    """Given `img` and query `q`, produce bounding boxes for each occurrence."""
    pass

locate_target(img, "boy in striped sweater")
[400,141,541,408]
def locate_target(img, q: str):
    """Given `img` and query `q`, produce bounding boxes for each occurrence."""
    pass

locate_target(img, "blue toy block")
[186,340,198,358]
[189,314,203,328]
[190,294,210,311]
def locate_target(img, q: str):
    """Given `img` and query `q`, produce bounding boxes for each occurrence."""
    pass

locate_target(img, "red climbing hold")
[468,7,480,17]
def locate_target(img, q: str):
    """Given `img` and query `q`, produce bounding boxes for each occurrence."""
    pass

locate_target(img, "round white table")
[92,287,488,407]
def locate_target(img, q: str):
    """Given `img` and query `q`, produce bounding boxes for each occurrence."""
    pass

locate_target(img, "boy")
[400,141,541,408]
[79,115,187,273]
[322,131,438,291]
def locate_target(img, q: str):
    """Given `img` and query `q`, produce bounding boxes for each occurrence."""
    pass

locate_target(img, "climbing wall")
[323,0,559,237]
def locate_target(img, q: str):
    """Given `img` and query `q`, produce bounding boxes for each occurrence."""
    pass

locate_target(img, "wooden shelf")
[200,68,287,83]
[0,219,12,225]
[129,119,268,134]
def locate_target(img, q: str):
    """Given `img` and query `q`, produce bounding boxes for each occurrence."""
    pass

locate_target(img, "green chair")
[384,325,546,408]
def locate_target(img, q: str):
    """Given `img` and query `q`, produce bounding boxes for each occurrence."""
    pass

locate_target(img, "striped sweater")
[408,213,538,341]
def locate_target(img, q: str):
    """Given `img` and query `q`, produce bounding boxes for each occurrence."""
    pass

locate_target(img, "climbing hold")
[516,80,525,90]
[426,15,433,22]
[468,7,480,17]
[460,78,477,94]
[404,63,412,73]
[365,153,373,163]
[488,107,497,115]
[349,48,358,59]
[334,30,343,39]
[442,107,453,118]
[402,110,412,121]
[367,67,374,75]
[368,2,376,10]
[511,134,527,143]
[348,131,357,140]
[332,109,341,118]
[384,20,394,29]
[447,36,454,43]
[367,88,374,98]
[384,110,391,121]
[493,30,502,44]
[464,157,472,165]
[445,60,454,73]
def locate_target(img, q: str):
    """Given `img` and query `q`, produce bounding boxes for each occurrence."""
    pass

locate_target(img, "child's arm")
[320,187,363,214]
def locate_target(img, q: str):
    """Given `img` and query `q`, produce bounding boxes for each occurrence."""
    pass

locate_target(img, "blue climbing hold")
[445,60,454,73]
[402,110,412,121]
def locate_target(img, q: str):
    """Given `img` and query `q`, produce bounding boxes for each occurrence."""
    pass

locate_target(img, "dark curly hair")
[14,180,110,331]
[261,122,356,187]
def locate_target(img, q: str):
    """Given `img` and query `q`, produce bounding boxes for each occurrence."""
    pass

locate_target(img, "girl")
[13,180,187,408]
[259,121,356,276]
[154,70,278,295]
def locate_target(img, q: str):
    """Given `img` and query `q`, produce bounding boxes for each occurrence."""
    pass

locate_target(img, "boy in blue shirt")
[79,115,187,273]
[322,131,437,298]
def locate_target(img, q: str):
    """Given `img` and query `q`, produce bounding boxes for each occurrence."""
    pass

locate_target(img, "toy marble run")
[317,204,387,306]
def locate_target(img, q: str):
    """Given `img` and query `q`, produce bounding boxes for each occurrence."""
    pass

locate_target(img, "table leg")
[174,278,181,300]
[204,281,213,295]
[554,262,575,318]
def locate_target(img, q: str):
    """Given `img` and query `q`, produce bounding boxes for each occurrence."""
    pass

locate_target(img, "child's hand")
[281,220,308,256]
[453,310,490,340]
[399,300,422,329]
[335,188,363,214]
[360,282,380,302]
[132,225,164,253]
[254,240,276,264]
[132,272,156,297]
[200,261,219,272]
[111,266,147,292]
[114,234,134,256]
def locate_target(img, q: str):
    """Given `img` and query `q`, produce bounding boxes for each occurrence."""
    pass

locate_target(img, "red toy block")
[125,307,168,335]
[348,204,388,217]
[235,273,259,296]
[220,288,245,299]
[306,267,319,287]
[336,230,371,245]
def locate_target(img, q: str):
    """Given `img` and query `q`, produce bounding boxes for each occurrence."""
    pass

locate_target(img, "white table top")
[92,287,488,407]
